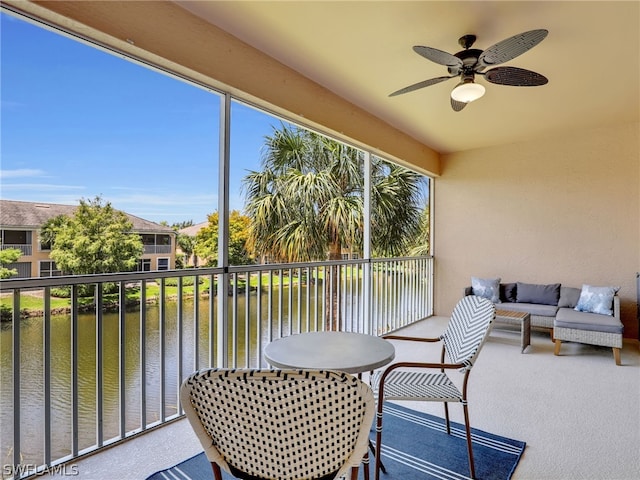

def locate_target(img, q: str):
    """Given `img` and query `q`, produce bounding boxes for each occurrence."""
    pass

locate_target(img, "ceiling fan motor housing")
[449,49,482,75]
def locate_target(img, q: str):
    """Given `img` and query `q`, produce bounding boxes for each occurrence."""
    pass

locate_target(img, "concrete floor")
[37,316,640,480]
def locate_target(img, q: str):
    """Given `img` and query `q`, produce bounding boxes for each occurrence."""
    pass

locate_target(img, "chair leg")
[554,339,562,356]
[211,463,222,480]
[351,465,359,480]
[462,404,476,480]
[613,347,621,366]
[369,440,386,474]
[443,402,451,434]
[375,410,383,480]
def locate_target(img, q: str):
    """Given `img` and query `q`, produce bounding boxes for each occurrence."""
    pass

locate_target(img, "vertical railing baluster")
[209,274,215,368]
[383,262,388,332]
[257,270,263,367]
[71,284,79,457]
[305,266,311,332]
[287,268,293,336]
[278,270,284,338]
[177,277,183,414]
[393,261,398,330]
[43,287,51,465]
[140,280,147,429]
[231,272,238,368]
[400,260,404,326]
[349,263,354,332]
[96,283,104,448]
[313,266,319,331]
[322,265,327,332]
[194,274,200,371]
[159,278,166,422]
[267,271,273,342]
[12,289,21,471]
[296,267,302,334]
[380,262,393,331]
[327,266,332,331]
[244,272,250,368]
[118,281,126,439]
[410,260,415,322]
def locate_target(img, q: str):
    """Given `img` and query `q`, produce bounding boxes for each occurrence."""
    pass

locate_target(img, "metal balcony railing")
[142,245,172,255]
[0,256,433,479]
[0,244,32,256]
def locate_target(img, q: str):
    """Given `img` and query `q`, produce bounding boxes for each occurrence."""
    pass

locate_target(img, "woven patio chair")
[180,368,375,480]
[372,295,495,480]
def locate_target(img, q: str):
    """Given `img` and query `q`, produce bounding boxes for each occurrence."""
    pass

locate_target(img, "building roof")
[0,199,174,234]
[178,221,209,237]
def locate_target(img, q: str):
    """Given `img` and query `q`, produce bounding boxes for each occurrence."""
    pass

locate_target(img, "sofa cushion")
[495,302,558,318]
[471,277,501,303]
[574,284,619,316]
[516,282,561,306]
[556,307,623,334]
[499,282,517,303]
[558,286,581,308]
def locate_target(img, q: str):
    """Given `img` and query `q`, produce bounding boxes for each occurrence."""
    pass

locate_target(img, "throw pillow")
[558,286,582,308]
[500,282,517,303]
[471,277,501,303]
[574,285,619,316]
[516,282,561,306]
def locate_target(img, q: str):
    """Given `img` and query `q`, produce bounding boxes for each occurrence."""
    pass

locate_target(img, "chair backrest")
[441,295,496,369]
[180,368,375,480]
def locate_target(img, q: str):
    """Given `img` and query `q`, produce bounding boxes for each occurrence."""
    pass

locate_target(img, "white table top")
[264,331,395,374]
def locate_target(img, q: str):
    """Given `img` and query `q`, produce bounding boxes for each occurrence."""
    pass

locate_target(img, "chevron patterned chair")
[180,368,375,480]
[372,295,496,480]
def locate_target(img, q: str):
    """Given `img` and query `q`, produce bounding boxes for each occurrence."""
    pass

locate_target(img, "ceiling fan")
[390,29,549,111]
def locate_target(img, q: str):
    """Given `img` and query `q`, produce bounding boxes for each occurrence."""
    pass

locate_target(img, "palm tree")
[243,124,426,330]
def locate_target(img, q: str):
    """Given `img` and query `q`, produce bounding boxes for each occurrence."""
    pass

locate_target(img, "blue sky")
[1,12,282,224]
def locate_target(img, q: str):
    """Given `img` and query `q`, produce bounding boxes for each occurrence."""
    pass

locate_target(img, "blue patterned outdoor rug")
[146,404,525,480]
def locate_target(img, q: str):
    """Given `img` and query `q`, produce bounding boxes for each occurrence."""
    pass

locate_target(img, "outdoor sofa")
[465,279,623,365]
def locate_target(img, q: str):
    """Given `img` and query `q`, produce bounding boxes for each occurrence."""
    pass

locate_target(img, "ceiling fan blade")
[389,76,456,97]
[413,45,463,68]
[484,66,548,86]
[451,97,467,112]
[478,29,548,67]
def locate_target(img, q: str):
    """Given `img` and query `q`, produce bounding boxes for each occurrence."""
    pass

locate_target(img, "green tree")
[175,233,196,268]
[407,206,430,256]
[171,220,194,230]
[42,196,143,275]
[167,220,195,268]
[243,124,425,329]
[194,210,252,267]
[0,248,22,279]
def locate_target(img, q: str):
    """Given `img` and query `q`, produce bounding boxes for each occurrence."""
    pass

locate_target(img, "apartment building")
[0,199,176,278]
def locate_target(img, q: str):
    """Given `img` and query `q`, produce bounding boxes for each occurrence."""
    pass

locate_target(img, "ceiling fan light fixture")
[451,80,485,103]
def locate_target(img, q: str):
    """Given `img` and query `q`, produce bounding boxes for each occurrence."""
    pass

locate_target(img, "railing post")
[363,152,372,335]
[118,281,126,439]
[43,286,52,465]
[96,283,104,447]
[159,279,166,422]
[217,93,231,368]
[71,284,79,457]
[12,289,21,472]
[140,280,147,429]
[177,276,184,413]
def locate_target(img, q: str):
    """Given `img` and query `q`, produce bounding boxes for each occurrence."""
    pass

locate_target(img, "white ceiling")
[175,1,639,154]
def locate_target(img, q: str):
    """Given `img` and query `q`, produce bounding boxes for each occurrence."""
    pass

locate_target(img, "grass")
[0,272,308,315]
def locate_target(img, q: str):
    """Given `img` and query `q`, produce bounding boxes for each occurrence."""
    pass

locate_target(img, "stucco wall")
[435,122,639,339]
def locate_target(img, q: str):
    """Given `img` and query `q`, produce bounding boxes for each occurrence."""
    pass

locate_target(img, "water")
[0,284,350,468]
[0,271,425,471]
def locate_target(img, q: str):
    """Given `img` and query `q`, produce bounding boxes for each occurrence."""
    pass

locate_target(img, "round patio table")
[264,331,395,374]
